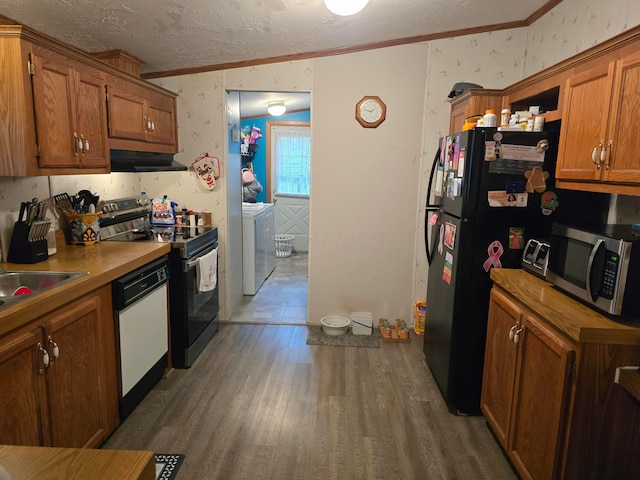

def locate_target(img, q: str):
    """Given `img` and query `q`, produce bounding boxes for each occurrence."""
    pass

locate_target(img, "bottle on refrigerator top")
[500,109,511,127]
[533,115,545,132]
[482,109,497,127]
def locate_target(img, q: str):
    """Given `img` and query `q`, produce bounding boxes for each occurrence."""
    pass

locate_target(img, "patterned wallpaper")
[0,0,639,317]
[525,0,640,76]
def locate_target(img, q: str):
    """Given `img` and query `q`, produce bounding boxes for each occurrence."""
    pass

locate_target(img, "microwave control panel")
[600,252,619,299]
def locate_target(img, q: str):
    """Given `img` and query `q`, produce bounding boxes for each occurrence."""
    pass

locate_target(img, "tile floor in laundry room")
[229,252,308,325]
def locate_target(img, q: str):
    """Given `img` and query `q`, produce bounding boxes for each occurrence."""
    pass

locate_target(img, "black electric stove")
[100,197,217,258]
[101,196,220,368]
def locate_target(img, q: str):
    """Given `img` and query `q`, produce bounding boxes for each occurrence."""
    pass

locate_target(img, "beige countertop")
[490,268,640,345]
[0,235,170,337]
[0,445,155,480]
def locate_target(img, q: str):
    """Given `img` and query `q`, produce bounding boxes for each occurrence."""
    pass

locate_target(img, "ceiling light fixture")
[267,101,286,116]
[323,0,369,16]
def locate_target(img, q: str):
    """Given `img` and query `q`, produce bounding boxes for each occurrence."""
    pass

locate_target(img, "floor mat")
[155,453,184,480]
[306,325,380,348]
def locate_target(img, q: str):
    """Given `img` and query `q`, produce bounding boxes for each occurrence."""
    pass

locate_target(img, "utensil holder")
[7,222,49,264]
[64,212,102,245]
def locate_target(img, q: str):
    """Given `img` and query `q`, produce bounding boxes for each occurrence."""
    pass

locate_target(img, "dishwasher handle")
[183,244,218,273]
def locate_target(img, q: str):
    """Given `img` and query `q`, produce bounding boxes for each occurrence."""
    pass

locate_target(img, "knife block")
[7,222,48,264]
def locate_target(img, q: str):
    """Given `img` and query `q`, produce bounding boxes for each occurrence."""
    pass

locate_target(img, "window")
[271,125,310,195]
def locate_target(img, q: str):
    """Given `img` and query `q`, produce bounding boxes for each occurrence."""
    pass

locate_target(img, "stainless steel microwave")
[547,223,640,317]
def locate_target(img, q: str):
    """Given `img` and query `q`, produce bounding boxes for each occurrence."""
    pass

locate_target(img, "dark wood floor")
[104,323,516,479]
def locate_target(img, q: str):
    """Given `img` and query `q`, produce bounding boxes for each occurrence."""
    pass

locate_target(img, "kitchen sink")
[0,271,88,311]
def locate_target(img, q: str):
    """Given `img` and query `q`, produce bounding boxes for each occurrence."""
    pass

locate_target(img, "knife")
[26,198,38,225]
[18,202,27,223]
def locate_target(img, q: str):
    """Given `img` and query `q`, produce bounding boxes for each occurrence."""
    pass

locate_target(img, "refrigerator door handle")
[426,146,441,209]
[425,146,441,266]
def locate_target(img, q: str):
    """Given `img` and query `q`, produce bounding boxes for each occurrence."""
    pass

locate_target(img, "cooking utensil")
[56,199,74,214]
[53,192,72,205]
[54,193,75,213]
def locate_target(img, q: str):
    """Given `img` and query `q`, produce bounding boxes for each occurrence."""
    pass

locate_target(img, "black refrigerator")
[422,126,609,415]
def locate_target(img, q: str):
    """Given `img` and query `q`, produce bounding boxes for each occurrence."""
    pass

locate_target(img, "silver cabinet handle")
[603,140,612,170]
[509,324,518,342]
[48,335,59,362]
[37,342,50,374]
[514,326,525,346]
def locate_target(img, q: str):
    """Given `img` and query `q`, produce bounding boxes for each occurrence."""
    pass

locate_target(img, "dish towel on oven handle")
[196,247,218,292]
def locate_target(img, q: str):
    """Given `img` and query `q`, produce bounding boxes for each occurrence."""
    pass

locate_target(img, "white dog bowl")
[321,315,351,336]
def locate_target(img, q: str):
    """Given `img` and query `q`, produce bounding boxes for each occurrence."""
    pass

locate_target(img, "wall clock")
[355,95,386,128]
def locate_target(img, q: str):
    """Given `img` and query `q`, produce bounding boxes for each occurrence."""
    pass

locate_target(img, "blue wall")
[241,110,310,203]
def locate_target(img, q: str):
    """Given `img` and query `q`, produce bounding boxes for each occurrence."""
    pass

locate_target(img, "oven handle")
[183,244,218,273]
[586,238,604,301]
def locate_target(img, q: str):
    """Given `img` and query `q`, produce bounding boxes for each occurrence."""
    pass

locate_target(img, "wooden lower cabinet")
[0,328,48,445]
[0,285,119,448]
[482,288,575,479]
[483,284,640,479]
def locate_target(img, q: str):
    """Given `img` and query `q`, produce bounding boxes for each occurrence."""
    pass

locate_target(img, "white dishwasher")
[113,256,169,420]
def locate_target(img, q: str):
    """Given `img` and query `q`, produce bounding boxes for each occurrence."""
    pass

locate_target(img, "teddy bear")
[524,166,549,193]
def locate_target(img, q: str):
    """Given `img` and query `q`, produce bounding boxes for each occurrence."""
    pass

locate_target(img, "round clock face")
[360,100,382,123]
[356,96,386,128]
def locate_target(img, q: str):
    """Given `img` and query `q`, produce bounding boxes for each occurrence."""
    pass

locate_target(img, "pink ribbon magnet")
[483,240,504,272]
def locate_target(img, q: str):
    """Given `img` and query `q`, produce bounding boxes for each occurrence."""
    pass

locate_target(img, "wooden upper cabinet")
[31,46,109,170]
[106,85,148,142]
[449,89,503,134]
[556,62,616,181]
[557,49,640,193]
[106,76,178,153]
[147,91,177,146]
[0,25,179,175]
[603,51,640,183]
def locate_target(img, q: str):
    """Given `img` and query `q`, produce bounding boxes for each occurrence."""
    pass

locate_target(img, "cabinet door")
[602,51,640,183]
[75,68,109,168]
[106,85,148,142]
[509,313,575,480]
[147,92,176,146]
[481,289,521,450]
[449,101,468,135]
[0,328,49,446]
[556,62,615,181]
[44,290,116,448]
[31,50,79,168]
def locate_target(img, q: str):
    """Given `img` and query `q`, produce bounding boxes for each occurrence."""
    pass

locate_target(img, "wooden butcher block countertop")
[490,268,640,345]
[0,444,155,480]
[0,235,170,337]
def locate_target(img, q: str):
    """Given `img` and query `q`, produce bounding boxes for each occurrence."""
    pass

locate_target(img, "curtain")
[272,125,311,195]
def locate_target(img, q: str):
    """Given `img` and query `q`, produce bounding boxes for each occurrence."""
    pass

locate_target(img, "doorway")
[228,90,311,325]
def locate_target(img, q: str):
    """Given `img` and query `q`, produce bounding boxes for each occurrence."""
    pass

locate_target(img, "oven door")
[170,244,219,368]
[183,245,219,344]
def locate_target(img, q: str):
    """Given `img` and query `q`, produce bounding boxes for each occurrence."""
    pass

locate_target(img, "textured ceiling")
[1,0,554,76]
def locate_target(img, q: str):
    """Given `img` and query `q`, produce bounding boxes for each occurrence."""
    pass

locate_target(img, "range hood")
[110,150,188,172]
